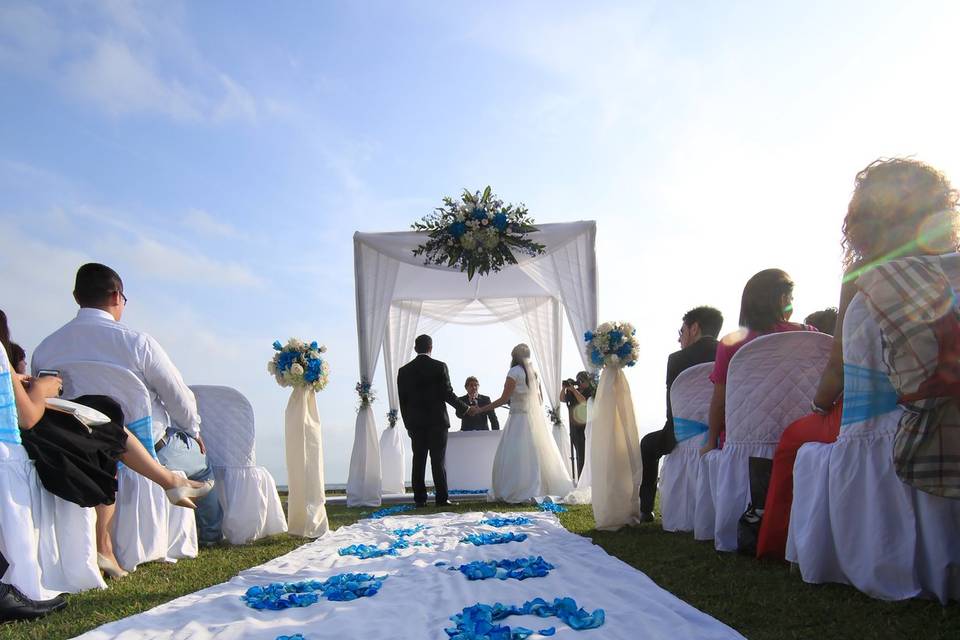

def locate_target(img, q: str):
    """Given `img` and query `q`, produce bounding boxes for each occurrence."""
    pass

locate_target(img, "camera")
[562,378,576,388]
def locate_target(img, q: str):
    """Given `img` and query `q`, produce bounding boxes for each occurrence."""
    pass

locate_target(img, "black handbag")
[737,456,773,556]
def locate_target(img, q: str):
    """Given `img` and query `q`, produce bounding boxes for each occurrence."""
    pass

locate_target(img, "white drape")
[353,222,599,496]
[284,388,327,538]
[380,301,423,494]
[591,367,643,530]
[347,242,397,506]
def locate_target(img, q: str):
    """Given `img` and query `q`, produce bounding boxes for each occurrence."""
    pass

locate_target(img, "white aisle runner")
[73,512,744,640]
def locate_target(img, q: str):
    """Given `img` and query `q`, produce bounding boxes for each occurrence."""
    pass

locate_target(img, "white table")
[445,429,501,491]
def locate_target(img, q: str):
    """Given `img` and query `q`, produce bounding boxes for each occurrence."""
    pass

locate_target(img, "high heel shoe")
[97,553,129,579]
[165,479,215,509]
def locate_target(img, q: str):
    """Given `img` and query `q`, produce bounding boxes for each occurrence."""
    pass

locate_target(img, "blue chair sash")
[0,371,21,445]
[674,417,709,444]
[841,363,900,427]
[127,416,157,461]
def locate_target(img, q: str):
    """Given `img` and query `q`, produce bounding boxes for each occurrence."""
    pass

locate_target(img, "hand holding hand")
[31,375,63,399]
[465,405,479,416]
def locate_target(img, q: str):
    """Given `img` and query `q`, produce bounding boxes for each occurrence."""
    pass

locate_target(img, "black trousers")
[410,429,448,505]
[569,423,586,479]
[639,429,676,513]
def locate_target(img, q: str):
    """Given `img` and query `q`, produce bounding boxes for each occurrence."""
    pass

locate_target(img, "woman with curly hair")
[756,158,960,560]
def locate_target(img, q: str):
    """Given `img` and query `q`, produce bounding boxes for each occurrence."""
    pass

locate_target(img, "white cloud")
[182,208,241,238]
[0,1,259,124]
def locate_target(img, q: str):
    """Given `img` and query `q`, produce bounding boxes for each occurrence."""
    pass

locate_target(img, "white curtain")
[380,300,423,494]
[519,297,572,473]
[347,241,398,506]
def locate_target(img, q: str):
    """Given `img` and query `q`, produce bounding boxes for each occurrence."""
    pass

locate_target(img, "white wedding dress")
[490,365,574,503]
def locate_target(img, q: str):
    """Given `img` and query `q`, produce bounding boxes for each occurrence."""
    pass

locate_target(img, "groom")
[398,334,476,507]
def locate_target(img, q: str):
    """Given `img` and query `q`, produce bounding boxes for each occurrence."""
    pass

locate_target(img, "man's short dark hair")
[414,334,432,354]
[804,307,839,336]
[74,263,123,307]
[464,376,478,387]
[682,306,724,338]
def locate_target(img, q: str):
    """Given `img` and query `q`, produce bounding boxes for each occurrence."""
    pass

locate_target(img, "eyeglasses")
[111,290,128,304]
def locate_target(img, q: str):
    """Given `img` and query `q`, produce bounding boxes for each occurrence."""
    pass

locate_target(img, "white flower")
[291,363,304,376]
[455,211,465,222]
[607,354,620,366]
[267,361,276,374]
[461,232,478,250]
[319,345,327,353]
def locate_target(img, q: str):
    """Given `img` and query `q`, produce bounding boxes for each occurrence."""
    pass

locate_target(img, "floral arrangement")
[584,322,639,369]
[356,380,376,409]
[386,409,398,428]
[411,186,546,280]
[268,339,330,392]
[546,405,563,426]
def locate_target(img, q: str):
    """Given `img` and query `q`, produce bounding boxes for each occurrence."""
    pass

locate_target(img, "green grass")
[3,502,957,639]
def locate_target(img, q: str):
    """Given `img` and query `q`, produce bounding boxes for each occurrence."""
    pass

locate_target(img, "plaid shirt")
[858,255,960,499]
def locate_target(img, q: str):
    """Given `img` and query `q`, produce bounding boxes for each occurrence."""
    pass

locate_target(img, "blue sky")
[2,1,959,484]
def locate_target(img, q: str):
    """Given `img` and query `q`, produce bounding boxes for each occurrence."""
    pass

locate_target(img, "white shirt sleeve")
[507,365,525,383]
[138,335,201,438]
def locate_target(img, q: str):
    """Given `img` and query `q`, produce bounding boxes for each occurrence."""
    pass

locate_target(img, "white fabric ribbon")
[284,387,328,538]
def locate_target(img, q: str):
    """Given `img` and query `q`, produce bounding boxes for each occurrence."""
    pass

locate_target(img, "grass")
[3,502,958,639]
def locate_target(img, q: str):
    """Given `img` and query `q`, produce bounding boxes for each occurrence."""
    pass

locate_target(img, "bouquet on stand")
[269,339,330,538]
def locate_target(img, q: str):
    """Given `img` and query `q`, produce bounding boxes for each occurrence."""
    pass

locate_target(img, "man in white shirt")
[32,263,222,547]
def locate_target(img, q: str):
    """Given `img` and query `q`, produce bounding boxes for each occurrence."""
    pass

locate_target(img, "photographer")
[560,371,593,478]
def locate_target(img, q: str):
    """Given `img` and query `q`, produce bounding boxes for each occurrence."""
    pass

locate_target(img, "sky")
[2,1,959,485]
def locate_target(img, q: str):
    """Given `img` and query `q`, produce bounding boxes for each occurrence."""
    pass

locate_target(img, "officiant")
[457,376,500,431]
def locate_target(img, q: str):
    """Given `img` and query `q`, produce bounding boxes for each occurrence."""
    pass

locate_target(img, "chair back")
[0,351,21,446]
[58,361,156,458]
[189,385,256,468]
[725,331,832,445]
[669,362,714,450]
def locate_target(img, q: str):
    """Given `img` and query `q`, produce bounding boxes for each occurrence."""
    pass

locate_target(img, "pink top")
[709,322,817,386]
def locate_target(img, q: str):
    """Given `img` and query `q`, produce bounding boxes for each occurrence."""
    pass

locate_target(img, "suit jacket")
[664,336,719,442]
[457,394,500,431]
[397,354,469,434]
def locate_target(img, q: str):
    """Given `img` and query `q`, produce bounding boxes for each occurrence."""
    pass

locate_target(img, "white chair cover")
[190,385,287,544]
[0,355,103,599]
[706,332,832,550]
[788,266,960,602]
[60,361,198,571]
[660,362,713,533]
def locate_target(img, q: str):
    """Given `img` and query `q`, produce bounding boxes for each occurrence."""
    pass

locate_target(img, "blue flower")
[583,331,594,343]
[449,221,467,238]
[277,351,298,372]
[608,330,623,346]
[492,212,508,230]
[304,358,323,382]
[472,207,488,220]
[310,341,319,350]
[590,348,603,366]
[616,342,633,359]
[272,340,283,351]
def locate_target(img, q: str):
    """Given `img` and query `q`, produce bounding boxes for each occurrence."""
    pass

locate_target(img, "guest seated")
[32,263,223,549]
[560,371,593,478]
[756,158,960,560]
[2,310,214,580]
[803,308,838,336]
[7,342,26,375]
[639,305,723,522]
[457,376,500,431]
[701,269,816,456]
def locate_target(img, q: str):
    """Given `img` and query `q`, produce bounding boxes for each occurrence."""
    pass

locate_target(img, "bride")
[476,344,574,503]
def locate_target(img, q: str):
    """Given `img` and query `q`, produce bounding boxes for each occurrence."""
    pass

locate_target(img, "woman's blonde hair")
[842,158,960,270]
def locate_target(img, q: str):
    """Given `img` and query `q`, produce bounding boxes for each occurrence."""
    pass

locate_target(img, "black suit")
[397,354,470,505]
[639,336,718,513]
[457,394,500,431]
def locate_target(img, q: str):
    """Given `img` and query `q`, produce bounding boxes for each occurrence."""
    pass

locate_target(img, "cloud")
[182,208,242,238]
[0,1,259,124]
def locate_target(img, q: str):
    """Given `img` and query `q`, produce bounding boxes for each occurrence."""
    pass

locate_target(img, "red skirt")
[756,401,842,561]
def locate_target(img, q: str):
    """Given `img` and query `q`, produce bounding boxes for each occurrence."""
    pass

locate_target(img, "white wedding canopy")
[348,220,599,506]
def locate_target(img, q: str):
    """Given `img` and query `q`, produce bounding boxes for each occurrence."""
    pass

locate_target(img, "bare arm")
[700,383,725,456]
[12,374,62,430]
[813,278,858,409]
[479,376,517,412]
